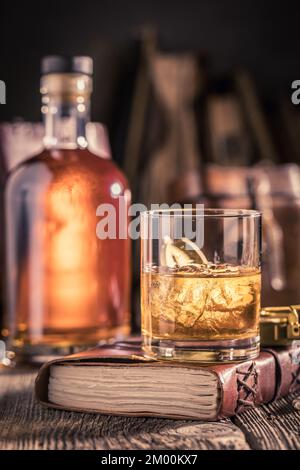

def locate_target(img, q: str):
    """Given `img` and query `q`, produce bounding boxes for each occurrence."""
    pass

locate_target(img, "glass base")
[142,335,260,363]
[6,325,130,366]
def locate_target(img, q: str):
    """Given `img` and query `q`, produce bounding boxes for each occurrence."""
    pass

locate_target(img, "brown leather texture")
[263,346,300,399]
[35,340,300,421]
[211,351,276,419]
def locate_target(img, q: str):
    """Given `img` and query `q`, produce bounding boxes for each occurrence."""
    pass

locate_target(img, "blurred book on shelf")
[274,98,300,164]
[201,75,253,166]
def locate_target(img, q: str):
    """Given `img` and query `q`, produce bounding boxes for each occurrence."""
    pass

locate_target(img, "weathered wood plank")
[0,368,248,450]
[233,392,300,450]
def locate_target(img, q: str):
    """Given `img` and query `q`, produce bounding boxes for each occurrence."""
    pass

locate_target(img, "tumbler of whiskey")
[141,208,261,362]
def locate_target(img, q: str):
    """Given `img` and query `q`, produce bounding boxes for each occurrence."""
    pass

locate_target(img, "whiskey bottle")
[4,56,131,362]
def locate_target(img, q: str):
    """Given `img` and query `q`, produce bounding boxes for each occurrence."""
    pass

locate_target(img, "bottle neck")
[41,73,92,150]
[43,98,90,149]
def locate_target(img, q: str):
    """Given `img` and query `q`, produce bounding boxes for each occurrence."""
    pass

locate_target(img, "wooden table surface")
[0,367,300,450]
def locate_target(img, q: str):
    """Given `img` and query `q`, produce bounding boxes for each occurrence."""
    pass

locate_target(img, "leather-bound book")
[35,339,300,421]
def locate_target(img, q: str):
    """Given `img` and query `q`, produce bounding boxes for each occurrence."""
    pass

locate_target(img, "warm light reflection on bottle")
[5,149,131,351]
[44,173,99,329]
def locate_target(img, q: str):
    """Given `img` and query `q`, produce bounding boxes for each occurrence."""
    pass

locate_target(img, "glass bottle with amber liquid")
[4,56,131,362]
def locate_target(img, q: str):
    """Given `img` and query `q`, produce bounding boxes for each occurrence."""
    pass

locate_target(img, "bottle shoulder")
[6,148,129,187]
[5,148,130,202]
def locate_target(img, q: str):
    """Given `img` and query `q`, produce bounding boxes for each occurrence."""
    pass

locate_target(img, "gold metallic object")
[260,305,300,346]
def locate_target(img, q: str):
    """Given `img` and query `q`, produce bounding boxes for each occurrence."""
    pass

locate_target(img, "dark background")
[1,0,299,125]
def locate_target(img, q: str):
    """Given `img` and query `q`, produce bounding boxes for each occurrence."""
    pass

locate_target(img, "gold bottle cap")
[40,55,93,103]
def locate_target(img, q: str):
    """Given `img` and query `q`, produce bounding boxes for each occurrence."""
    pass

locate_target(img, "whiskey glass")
[141,208,261,362]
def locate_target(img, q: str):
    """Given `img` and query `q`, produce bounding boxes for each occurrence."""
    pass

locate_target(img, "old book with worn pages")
[35,340,300,421]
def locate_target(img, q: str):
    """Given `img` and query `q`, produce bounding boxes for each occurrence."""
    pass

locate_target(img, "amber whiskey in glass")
[141,209,261,362]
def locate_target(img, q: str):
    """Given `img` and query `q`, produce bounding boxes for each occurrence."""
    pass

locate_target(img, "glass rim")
[141,208,262,218]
